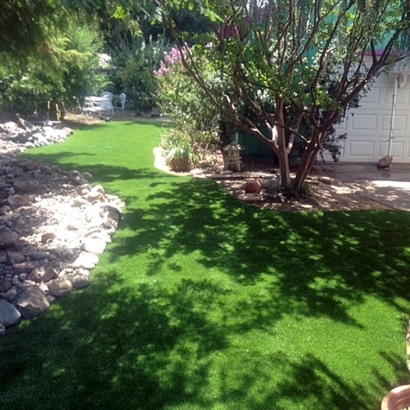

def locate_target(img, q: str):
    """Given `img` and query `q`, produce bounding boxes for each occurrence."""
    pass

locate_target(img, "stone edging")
[0,119,124,335]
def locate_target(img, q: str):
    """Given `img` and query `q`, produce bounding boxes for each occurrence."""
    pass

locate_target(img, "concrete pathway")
[320,162,410,211]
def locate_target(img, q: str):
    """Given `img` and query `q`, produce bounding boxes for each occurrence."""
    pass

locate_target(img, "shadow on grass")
[111,177,410,325]
[4,124,410,408]
[1,270,403,410]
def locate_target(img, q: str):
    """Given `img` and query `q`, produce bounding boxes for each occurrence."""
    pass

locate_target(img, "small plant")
[320,129,348,162]
[160,129,193,171]
[280,182,311,199]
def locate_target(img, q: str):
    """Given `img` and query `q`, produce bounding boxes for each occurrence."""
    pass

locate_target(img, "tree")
[0,16,108,115]
[0,0,63,60]
[110,36,170,107]
[157,0,410,189]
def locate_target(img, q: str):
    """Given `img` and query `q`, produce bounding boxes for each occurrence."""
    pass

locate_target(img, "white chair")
[83,97,99,116]
[101,91,113,101]
[98,97,114,118]
[119,93,126,117]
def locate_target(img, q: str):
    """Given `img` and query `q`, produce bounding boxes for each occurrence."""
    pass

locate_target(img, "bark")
[272,99,292,186]
[292,129,326,189]
[276,125,291,186]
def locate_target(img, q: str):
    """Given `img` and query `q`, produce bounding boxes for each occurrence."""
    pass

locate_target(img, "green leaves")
[0,15,107,114]
[157,0,410,187]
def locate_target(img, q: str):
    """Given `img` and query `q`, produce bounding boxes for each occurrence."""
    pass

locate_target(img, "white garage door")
[332,73,410,163]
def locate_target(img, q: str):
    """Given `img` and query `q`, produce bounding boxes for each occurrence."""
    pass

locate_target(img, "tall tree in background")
[0,4,108,115]
[0,0,64,60]
[158,0,410,189]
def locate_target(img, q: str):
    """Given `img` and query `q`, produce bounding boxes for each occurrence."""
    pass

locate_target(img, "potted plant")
[161,131,192,172]
[166,145,192,172]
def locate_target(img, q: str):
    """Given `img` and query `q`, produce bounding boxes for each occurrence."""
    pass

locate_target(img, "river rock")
[87,185,105,202]
[7,194,32,207]
[0,119,125,333]
[48,278,73,298]
[28,265,58,283]
[0,300,21,326]
[12,261,37,274]
[0,229,19,248]
[70,273,91,289]
[16,285,50,318]
[81,237,107,254]
[73,252,99,269]
[13,179,40,193]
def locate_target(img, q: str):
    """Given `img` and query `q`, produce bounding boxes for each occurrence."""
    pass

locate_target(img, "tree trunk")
[292,130,326,189]
[274,104,292,186]
[277,131,291,186]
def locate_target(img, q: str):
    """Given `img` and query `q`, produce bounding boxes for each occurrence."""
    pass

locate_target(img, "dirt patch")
[213,171,392,212]
[154,148,393,212]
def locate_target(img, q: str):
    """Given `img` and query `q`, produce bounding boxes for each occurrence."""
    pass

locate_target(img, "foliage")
[0,18,108,116]
[109,36,170,109]
[160,128,193,170]
[157,0,410,189]
[155,45,225,168]
[61,22,109,105]
[0,0,62,60]
[320,131,348,162]
[62,0,148,48]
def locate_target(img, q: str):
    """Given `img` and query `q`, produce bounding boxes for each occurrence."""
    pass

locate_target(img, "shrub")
[155,45,224,169]
[0,20,108,116]
[110,36,169,110]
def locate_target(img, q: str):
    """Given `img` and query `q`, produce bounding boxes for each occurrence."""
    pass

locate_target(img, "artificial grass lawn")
[1,121,410,409]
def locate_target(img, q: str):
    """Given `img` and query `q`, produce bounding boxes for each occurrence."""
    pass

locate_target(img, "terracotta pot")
[169,157,190,172]
[381,385,410,409]
[245,179,262,194]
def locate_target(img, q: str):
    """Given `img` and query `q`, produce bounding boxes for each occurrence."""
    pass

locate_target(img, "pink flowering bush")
[154,46,186,77]
[155,45,221,169]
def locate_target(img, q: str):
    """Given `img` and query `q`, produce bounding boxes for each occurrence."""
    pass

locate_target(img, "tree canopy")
[0,0,63,59]
[157,0,410,188]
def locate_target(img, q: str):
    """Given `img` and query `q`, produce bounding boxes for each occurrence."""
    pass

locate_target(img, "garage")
[333,69,410,163]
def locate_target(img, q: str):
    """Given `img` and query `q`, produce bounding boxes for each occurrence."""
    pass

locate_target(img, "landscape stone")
[2,122,20,133]
[18,273,28,281]
[7,252,26,264]
[12,261,37,275]
[48,278,73,298]
[0,300,21,326]
[28,251,49,260]
[0,120,124,333]
[0,229,19,248]
[29,265,58,283]
[70,274,91,289]
[377,155,393,168]
[3,288,18,302]
[73,252,99,269]
[16,285,50,319]
[13,179,40,193]
[81,238,107,254]
[2,281,12,292]
[8,195,32,207]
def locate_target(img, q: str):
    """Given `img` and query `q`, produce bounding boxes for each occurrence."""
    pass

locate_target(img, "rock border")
[0,119,124,335]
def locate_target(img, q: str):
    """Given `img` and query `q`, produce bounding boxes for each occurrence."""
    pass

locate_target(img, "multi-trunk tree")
[158,0,410,189]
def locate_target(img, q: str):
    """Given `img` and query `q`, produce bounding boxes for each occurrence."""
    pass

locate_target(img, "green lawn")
[1,121,410,409]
